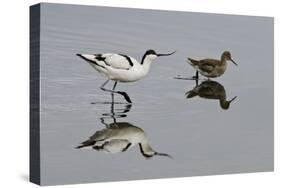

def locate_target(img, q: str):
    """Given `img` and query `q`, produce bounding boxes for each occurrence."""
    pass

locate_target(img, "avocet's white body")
[76,50,175,103]
[77,53,155,82]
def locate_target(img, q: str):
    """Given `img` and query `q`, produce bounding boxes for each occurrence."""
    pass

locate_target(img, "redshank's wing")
[198,59,217,73]
[197,85,216,97]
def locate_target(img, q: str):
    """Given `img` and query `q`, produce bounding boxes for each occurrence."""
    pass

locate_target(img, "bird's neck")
[220,56,228,65]
[140,59,153,74]
[219,95,227,103]
[139,140,154,157]
[219,96,230,109]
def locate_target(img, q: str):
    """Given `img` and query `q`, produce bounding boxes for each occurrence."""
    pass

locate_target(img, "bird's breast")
[110,66,148,82]
[200,65,226,77]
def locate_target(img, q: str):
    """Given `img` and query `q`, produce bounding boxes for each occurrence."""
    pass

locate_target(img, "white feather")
[79,53,153,82]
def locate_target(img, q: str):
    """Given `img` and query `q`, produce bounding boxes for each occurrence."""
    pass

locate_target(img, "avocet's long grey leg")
[100,79,117,93]
[112,81,117,90]
[100,79,110,90]
[111,81,117,103]
[100,80,132,103]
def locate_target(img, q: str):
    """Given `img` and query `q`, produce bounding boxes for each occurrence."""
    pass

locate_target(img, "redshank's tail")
[187,58,199,66]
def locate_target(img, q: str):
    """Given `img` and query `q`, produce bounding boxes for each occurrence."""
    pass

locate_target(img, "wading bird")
[76,101,172,159]
[185,80,237,110]
[76,50,176,103]
[187,51,237,79]
[76,122,172,158]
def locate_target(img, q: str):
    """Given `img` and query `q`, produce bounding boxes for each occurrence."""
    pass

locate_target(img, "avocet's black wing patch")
[118,54,134,66]
[95,55,106,61]
[77,53,136,70]
[97,53,135,70]
[76,54,106,69]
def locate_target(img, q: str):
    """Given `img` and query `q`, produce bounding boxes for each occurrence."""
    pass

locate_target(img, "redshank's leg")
[192,71,199,79]
[174,71,200,81]
[195,77,198,86]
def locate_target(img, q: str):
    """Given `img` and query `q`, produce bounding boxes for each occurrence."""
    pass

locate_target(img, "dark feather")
[188,58,199,65]
[198,60,216,73]
[75,140,96,149]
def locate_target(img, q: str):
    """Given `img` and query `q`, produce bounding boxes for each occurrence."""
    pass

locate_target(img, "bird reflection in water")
[76,98,172,159]
[185,80,237,110]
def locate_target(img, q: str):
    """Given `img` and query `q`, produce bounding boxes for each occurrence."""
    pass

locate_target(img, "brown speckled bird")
[185,80,237,110]
[187,51,237,79]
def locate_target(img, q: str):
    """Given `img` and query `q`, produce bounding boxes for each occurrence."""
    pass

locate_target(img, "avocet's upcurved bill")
[76,49,176,103]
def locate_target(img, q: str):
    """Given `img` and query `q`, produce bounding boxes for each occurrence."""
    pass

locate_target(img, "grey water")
[38,3,273,185]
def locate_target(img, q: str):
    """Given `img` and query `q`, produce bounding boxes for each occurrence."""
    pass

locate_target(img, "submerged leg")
[195,77,198,86]
[100,80,132,103]
[192,71,199,79]
[100,117,110,128]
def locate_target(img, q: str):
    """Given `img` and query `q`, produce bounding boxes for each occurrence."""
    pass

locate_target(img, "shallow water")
[38,3,273,185]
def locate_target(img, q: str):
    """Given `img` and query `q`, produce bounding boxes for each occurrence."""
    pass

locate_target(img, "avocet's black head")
[141,49,176,64]
[145,49,157,56]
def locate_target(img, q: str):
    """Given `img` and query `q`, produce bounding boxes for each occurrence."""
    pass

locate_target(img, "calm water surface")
[39,3,273,185]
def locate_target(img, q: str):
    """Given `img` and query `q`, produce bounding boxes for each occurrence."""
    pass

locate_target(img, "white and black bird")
[76,101,172,159]
[76,122,172,159]
[76,49,176,103]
